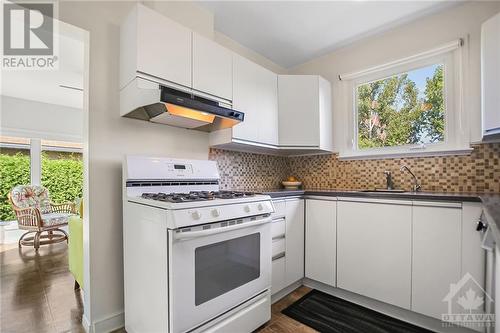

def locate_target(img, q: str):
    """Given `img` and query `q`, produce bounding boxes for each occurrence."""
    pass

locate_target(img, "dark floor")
[0,242,85,333]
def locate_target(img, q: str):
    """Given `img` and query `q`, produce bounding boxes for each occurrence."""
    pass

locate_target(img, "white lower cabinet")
[411,202,462,319]
[270,198,304,296]
[285,199,305,285]
[304,196,485,330]
[337,199,412,309]
[305,199,336,286]
[271,257,286,295]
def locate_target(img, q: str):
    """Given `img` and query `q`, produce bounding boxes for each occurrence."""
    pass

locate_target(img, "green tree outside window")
[357,64,445,149]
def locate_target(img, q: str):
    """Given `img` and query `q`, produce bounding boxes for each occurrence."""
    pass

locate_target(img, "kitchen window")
[357,63,445,149]
[339,39,471,159]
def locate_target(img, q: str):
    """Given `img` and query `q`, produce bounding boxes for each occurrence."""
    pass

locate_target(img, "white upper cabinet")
[231,55,262,143]
[210,54,278,148]
[254,64,279,145]
[278,75,333,151]
[232,54,278,145]
[192,33,233,101]
[120,4,192,89]
[481,12,500,137]
[121,5,334,155]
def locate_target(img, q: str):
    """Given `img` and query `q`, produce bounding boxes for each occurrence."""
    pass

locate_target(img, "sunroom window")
[0,136,83,222]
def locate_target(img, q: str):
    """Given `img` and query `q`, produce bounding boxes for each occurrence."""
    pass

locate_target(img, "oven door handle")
[173,216,272,241]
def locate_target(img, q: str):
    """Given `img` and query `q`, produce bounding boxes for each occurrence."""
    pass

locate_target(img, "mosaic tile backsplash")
[208,148,289,190]
[210,143,500,193]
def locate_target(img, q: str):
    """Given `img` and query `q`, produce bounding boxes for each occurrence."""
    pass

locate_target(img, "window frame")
[339,41,471,160]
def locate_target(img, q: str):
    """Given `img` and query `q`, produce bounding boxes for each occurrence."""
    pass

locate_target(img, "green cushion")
[68,216,83,289]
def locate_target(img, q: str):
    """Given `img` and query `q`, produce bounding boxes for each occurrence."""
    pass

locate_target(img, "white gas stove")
[123,155,273,333]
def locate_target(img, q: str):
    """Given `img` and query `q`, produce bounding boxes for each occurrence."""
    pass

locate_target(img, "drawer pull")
[272,252,285,261]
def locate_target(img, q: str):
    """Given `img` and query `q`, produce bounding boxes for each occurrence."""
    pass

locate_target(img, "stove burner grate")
[141,190,255,203]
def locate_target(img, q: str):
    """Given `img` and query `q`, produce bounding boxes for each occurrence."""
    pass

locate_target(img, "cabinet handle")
[272,252,285,261]
[272,235,285,241]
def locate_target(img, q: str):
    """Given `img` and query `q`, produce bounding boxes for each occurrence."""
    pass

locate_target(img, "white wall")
[57,1,283,331]
[0,96,83,142]
[288,1,500,151]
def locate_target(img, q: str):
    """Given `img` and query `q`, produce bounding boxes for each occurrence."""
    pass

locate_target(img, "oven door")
[170,215,272,333]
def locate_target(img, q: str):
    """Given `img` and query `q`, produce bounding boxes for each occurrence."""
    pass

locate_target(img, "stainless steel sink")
[360,189,407,193]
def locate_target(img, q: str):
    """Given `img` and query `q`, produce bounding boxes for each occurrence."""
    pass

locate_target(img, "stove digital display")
[174,164,186,170]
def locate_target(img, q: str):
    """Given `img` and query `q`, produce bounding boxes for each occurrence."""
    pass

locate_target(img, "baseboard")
[91,311,125,333]
[302,278,475,333]
[271,280,303,304]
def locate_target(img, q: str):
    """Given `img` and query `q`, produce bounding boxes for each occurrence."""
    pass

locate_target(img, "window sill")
[338,147,473,161]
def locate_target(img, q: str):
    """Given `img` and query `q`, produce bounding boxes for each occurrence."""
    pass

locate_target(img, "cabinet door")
[272,256,286,295]
[305,199,336,286]
[255,66,278,145]
[412,203,461,319]
[192,33,232,100]
[285,199,305,285]
[278,75,319,147]
[232,55,278,145]
[232,55,259,142]
[337,200,412,309]
[318,77,333,151]
[136,4,192,88]
[482,13,500,134]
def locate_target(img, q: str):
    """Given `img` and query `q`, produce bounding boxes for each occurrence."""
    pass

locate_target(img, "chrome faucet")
[400,165,421,192]
[384,171,394,190]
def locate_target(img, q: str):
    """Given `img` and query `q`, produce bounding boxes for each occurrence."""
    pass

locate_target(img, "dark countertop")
[260,189,305,198]
[261,188,481,202]
[259,188,500,249]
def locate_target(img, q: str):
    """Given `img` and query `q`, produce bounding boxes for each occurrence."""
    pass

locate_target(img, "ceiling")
[198,1,460,68]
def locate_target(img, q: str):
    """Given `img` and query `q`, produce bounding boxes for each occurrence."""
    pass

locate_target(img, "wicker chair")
[8,185,76,251]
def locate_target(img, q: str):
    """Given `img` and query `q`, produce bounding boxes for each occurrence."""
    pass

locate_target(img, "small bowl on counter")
[281,181,302,190]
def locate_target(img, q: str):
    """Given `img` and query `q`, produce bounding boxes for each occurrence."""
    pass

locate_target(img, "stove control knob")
[244,205,251,213]
[191,211,202,220]
[257,203,264,211]
[211,209,220,218]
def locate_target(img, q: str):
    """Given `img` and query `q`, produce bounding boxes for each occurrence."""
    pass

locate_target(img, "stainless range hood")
[120,77,244,132]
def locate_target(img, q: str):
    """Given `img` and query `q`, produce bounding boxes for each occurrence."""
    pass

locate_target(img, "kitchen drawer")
[272,200,286,219]
[272,256,286,295]
[272,238,285,258]
[271,218,286,239]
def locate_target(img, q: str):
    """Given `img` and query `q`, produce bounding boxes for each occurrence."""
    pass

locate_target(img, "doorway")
[0,11,89,333]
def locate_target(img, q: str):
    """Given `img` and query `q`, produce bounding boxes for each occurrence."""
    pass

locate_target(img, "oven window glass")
[195,233,260,306]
